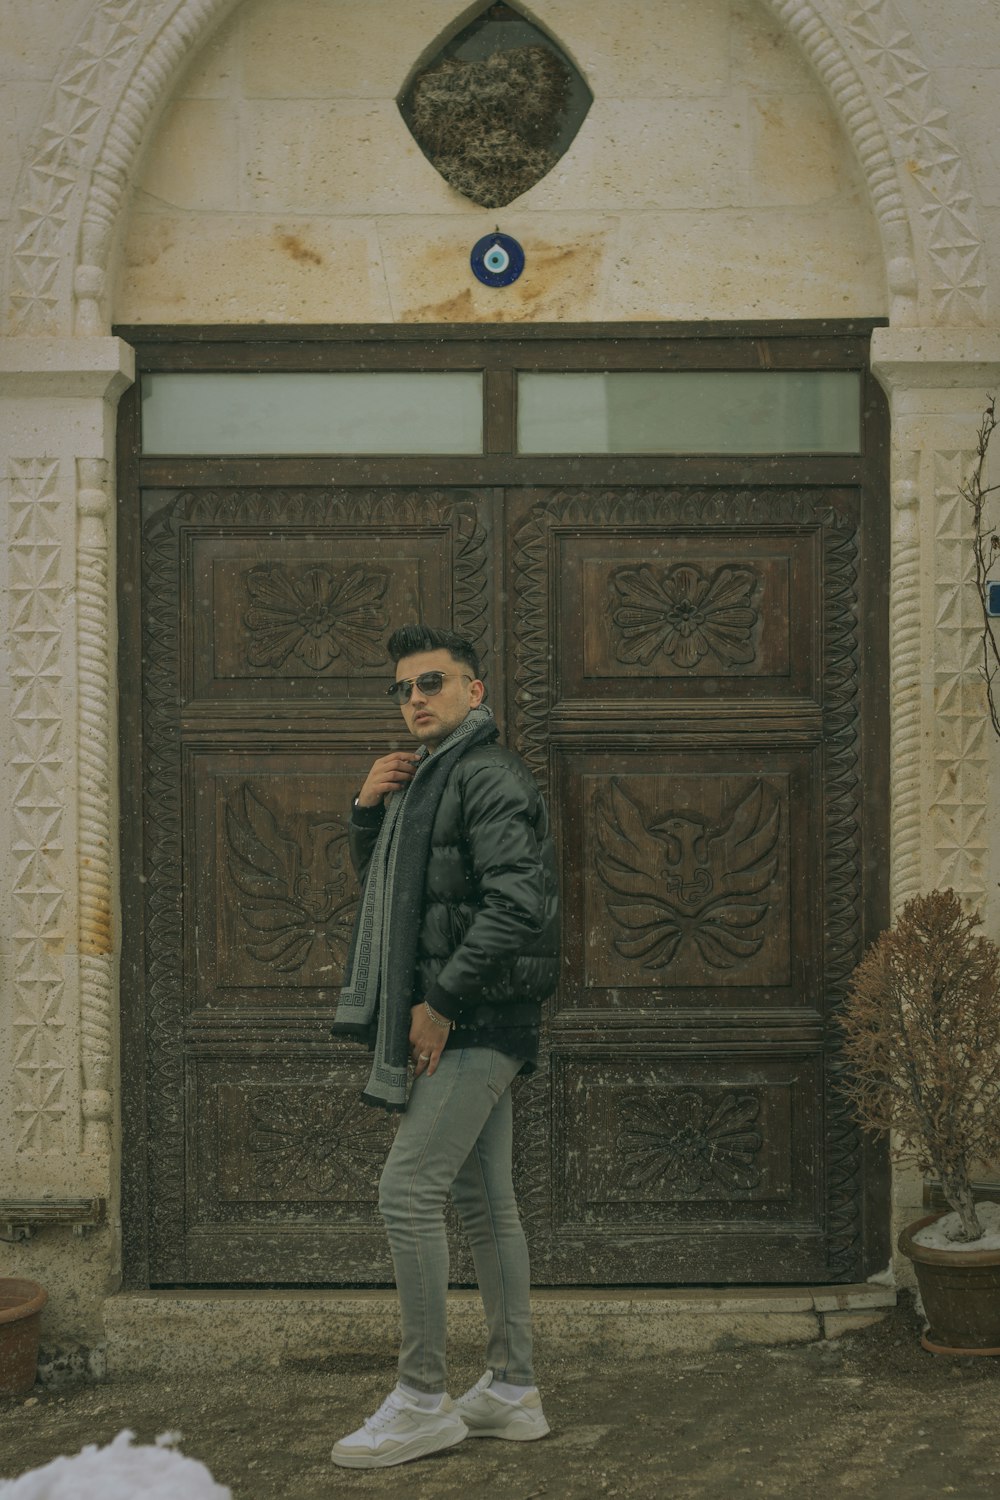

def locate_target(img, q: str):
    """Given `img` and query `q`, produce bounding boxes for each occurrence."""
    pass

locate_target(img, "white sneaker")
[331,1386,468,1469]
[454,1371,551,1441]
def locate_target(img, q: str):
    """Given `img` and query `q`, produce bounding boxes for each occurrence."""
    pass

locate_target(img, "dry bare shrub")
[840,889,1000,1241]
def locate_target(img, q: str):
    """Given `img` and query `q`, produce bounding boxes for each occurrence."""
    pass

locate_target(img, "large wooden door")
[119,325,889,1287]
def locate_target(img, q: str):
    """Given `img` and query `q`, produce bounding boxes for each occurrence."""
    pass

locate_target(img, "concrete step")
[104,1284,897,1377]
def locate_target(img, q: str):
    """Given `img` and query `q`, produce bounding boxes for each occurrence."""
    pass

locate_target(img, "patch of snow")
[912,1200,1000,1253]
[0,1429,231,1498]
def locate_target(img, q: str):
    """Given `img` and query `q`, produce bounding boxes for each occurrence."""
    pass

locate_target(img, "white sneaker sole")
[331,1423,467,1469]
[464,1417,550,1442]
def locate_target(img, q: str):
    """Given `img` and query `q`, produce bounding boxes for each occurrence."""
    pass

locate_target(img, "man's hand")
[356,752,420,808]
[409,1004,449,1078]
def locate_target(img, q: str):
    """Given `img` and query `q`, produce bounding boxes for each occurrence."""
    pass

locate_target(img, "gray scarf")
[332,705,497,1109]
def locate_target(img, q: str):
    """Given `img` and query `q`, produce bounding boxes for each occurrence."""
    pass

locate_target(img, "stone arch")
[2,0,989,334]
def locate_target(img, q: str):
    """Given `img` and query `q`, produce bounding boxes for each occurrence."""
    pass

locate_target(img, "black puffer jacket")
[348,741,559,1070]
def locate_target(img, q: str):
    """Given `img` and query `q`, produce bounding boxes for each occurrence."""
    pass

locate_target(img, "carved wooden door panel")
[131,476,881,1286]
[136,486,492,1282]
[507,486,875,1283]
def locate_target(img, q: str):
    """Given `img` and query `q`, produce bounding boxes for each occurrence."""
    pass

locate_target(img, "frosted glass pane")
[517,371,861,454]
[141,372,483,454]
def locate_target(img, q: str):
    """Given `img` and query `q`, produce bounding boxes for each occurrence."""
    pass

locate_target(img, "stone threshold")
[103,1284,896,1378]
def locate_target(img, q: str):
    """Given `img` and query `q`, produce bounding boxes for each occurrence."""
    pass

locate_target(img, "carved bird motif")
[595,779,782,970]
[225,785,357,975]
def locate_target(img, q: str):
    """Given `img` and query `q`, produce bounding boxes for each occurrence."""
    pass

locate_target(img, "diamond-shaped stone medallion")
[398,2,592,209]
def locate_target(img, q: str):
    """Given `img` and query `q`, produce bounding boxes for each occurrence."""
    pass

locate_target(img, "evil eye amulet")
[470,233,525,287]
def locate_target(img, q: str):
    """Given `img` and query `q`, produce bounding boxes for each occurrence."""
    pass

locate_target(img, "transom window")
[140,360,863,457]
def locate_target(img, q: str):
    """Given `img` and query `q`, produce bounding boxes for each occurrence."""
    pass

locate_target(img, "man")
[330,623,559,1470]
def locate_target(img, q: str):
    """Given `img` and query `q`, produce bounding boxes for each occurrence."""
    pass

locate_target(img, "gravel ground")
[2,1296,1000,1498]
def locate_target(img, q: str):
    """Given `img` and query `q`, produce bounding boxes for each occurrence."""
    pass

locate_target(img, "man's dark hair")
[387,624,481,680]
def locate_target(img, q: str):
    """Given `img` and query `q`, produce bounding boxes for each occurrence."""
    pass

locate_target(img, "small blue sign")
[470,233,525,287]
[988,580,1000,617]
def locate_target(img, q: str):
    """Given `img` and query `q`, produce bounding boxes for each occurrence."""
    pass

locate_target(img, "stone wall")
[0,0,999,1353]
[115,0,886,324]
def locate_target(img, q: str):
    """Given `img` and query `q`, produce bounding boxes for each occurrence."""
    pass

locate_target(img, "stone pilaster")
[0,338,134,1202]
[872,329,1000,931]
[872,327,1000,1272]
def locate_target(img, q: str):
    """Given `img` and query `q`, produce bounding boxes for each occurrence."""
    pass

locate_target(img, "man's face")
[394,648,484,751]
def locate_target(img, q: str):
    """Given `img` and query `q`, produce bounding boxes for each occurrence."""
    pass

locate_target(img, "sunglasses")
[386,671,473,704]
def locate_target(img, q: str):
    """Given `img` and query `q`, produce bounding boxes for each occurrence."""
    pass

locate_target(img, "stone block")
[137,101,241,213]
[376,215,612,324]
[935,69,1000,209]
[105,1292,397,1379]
[603,207,886,320]
[104,1290,831,1376]
[115,211,392,324]
[903,0,1000,67]
[521,98,745,213]
[750,92,852,208]
[518,1305,820,1356]
[822,1311,890,1340]
[811,1287,897,1313]
[0,0,94,80]
[542,0,732,98]
[891,1158,925,1211]
[242,99,452,216]
[241,0,459,99]
[622,1289,816,1314]
[0,82,49,206]
[175,7,242,99]
[730,0,817,94]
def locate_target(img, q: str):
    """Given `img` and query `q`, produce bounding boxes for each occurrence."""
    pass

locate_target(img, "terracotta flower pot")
[0,1278,47,1395]
[899,1213,1000,1355]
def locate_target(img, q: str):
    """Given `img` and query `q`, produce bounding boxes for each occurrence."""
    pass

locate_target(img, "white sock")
[490,1379,536,1402]
[398,1382,446,1409]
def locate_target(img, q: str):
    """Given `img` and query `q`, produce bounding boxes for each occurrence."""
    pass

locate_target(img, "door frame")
[115,321,891,1288]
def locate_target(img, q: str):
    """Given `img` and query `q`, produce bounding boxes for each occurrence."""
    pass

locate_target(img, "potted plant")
[0,1278,47,1395]
[840,888,1000,1354]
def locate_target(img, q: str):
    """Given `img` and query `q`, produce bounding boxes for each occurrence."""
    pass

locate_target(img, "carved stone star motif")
[932,843,987,897]
[39,95,103,167]
[933,794,985,846]
[18,171,75,245]
[933,280,987,318]
[13,1005,66,1071]
[12,815,65,882]
[11,718,63,766]
[10,460,59,501]
[847,7,929,88]
[13,1065,66,1152]
[9,558,62,630]
[12,889,66,938]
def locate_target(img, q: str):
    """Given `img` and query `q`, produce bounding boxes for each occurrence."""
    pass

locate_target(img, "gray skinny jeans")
[377,1046,534,1394]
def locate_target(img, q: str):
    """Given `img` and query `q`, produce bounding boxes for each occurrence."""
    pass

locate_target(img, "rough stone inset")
[398,2,592,208]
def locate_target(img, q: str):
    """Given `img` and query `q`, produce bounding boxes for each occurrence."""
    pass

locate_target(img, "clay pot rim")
[0,1278,47,1325]
[899,1211,1000,1268]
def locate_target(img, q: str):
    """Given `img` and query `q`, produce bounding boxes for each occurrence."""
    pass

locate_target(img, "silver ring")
[418,1053,430,1061]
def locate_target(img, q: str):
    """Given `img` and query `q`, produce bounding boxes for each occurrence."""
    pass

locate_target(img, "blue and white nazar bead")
[470,232,525,287]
